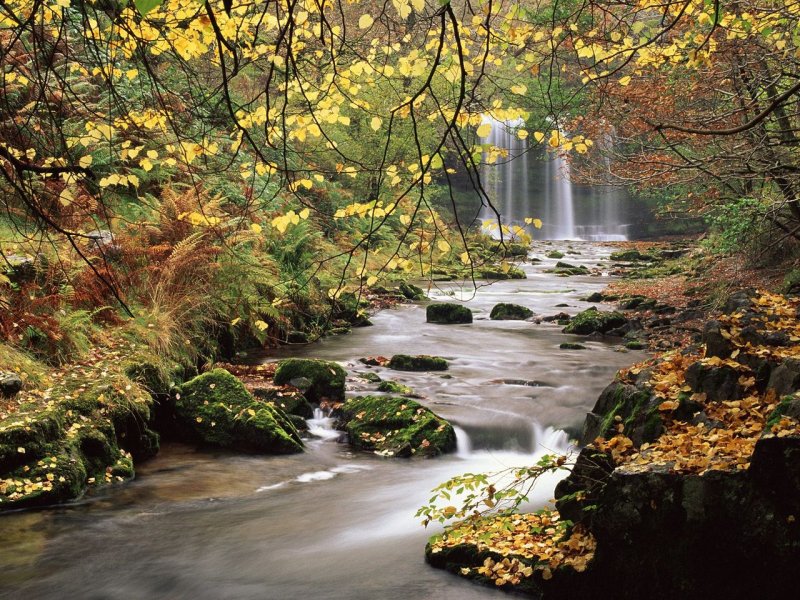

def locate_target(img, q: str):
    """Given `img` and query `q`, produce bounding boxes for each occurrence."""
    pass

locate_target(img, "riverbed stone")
[339,395,456,457]
[273,358,346,403]
[399,282,426,301]
[173,369,303,454]
[489,303,533,320]
[562,308,628,335]
[426,303,472,324]
[609,249,654,262]
[388,354,448,371]
[377,380,413,394]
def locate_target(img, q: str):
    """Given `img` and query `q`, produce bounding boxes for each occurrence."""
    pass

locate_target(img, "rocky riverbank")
[425,286,800,599]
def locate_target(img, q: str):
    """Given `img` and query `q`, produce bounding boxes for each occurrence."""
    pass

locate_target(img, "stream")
[0,242,644,600]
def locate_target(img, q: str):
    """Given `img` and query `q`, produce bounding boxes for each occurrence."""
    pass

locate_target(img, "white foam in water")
[296,471,337,483]
[330,464,372,474]
[307,407,341,441]
[256,482,287,492]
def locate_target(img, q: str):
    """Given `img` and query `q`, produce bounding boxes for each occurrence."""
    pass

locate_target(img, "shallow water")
[0,242,643,600]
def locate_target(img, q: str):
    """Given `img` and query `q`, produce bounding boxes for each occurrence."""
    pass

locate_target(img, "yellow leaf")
[299,207,310,219]
[254,320,269,331]
[517,129,529,140]
[437,240,450,252]
[358,14,374,29]
[58,187,74,206]
[399,214,411,226]
[459,251,471,265]
[476,122,492,138]
[370,116,382,131]
[139,157,153,172]
[619,75,632,86]
[366,275,378,286]
[533,131,545,143]
[251,223,263,233]
[231,317,241,326]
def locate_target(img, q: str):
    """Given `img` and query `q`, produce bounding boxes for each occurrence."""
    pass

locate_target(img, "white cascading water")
[478,115,631,241]
[307,407,341,441]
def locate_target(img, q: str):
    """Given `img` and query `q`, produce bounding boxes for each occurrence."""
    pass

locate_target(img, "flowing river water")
[0,242,644,599]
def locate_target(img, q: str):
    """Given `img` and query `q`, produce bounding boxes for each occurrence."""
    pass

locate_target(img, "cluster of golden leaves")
[601,291,800,475]
[429,510,595,586]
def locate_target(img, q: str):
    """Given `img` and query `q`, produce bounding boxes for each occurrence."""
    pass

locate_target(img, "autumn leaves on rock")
[426,290,800,599]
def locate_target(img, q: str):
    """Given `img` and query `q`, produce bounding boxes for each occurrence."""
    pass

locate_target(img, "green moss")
[0,408,63,472]
[254,388,314,418]
[625,340,647,350]
[273,358,346,402]
[174,369,303,454]
[388,354,448,371]
[426,303,473,324]
[610,249,655,262]
[359,372,382,383]
[546,250,565,259]
[341,395,456,457]
[560,342,587,350]
[563,308,627,335]
[377,380,413,394]
[399,282,426,300]
[766,396,796,430]
[479,265,526,280]
[490,303,533,320]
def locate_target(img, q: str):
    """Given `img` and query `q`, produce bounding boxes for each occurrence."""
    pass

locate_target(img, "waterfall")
[477,116,632,241]
[549,151,577,239]
[453,425,472,458]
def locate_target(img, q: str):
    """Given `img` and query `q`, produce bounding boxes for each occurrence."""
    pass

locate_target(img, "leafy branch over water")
[415,452,572,527]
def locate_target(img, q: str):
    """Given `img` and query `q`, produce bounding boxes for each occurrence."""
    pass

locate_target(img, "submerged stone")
[388,354,448,371]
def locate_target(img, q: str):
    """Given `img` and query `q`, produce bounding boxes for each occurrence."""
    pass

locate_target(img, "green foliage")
[703,198,769,256]
[415,453,571,527]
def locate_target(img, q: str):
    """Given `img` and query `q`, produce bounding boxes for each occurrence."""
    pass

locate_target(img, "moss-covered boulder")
[273,358,346,403]
[479,265,526,280]
[377,380,413,394]
[399,282,427,301]
[172,369,303,454]
[426,303,473,324]
[563,307,628,335]
[580,382,663,447]
[551,261,590,276]
[610,249,655,262]
[489,303,533,320]
[1,371,158,510]
[388,354,448,371]
[546,250,565,259]
[339,395,456,457]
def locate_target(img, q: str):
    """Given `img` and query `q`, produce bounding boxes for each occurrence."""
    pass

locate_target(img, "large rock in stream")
[171,369,303,454]
[338,395,456,457]
[562,307,628,335]
[426,303,473,324]
[273,358,346,403]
